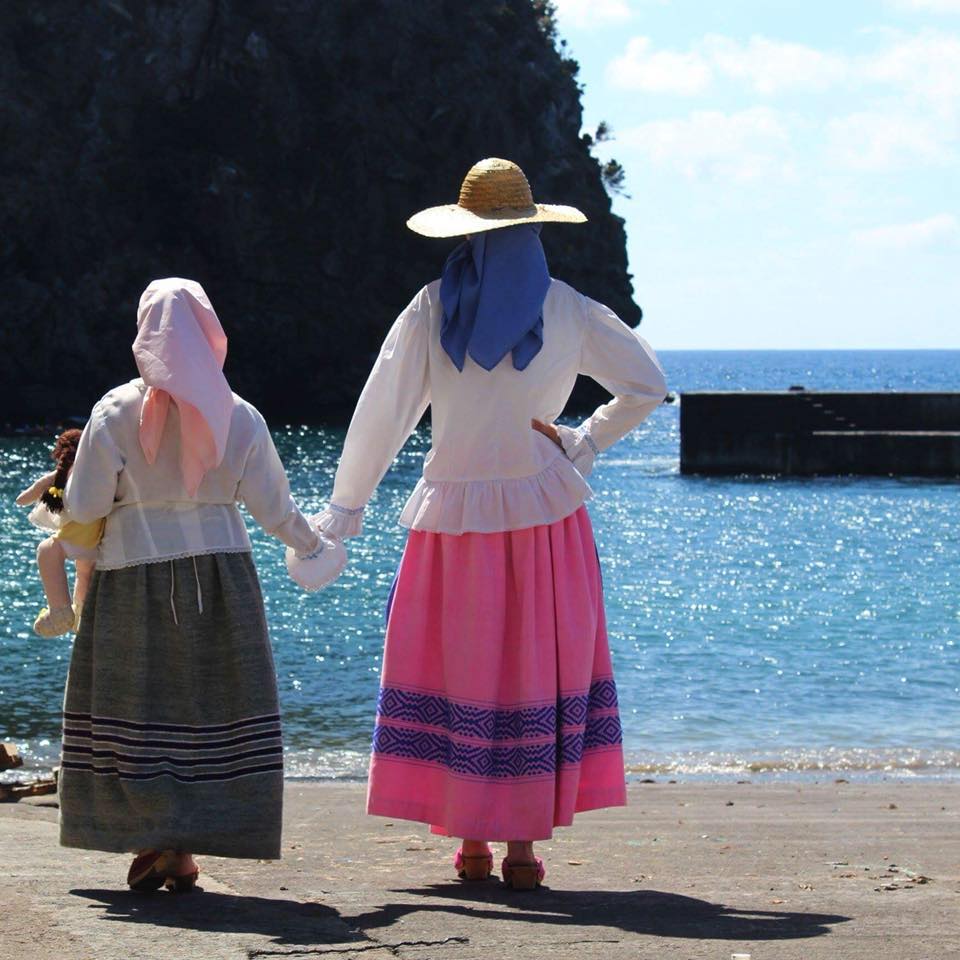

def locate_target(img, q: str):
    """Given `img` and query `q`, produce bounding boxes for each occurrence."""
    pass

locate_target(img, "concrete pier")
[3,781,959,960]
[679,392,960,476]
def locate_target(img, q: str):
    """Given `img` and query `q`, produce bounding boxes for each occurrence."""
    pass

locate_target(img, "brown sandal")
[501,856,545,890]
[454,847,494,881]
[164,866,200,893]
[127,850,175,892]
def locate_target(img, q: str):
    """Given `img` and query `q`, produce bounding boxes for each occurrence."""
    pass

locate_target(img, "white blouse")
[65,379,319,570]
[318,278,667,538]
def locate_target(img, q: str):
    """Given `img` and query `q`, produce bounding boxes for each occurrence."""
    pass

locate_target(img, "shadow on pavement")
[69,888,360,947]
[349,884,851,941]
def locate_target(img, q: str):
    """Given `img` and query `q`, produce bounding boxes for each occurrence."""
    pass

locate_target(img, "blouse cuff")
[555,424,598,478]
[314,502,365,539]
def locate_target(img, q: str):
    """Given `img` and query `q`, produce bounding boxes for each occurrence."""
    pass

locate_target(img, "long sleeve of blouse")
[555,295,667,476]
[236,413,320,557]
[317,288,431,539]
[64,399,124,525]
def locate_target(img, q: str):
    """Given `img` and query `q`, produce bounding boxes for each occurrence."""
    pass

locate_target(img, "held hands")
[285,520,348,593]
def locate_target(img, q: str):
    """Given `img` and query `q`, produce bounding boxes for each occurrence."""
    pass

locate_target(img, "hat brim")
[406,203,587,239]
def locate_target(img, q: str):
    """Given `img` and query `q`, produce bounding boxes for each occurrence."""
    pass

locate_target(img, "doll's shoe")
[127,850,176,892]
[33,604,76,638]
[501,856,545,890]
[454,847,494,881]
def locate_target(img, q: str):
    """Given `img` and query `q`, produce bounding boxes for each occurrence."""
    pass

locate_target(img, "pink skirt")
[366,506,626,841]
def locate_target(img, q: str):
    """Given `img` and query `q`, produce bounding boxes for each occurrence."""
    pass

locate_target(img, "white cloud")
[888,0,960,12]
[607,36,711,94]
[832,32,960,170]
[606,29,960,104]
[551,0,634,30]
[606,29,960,173]
[826,109,952,170]
[703,36,848,94]
[607,34,847,95]
[852,214,960,250]
[860,30,960,117]
[620,108,792,181]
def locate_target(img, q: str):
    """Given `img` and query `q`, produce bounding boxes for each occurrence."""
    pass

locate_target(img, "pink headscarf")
[133,278,234,497]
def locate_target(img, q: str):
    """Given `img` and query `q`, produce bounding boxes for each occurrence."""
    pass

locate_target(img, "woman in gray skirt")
[60,278,329,891]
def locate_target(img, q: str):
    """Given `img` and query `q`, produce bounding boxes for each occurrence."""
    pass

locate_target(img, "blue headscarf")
[439,224,551,372]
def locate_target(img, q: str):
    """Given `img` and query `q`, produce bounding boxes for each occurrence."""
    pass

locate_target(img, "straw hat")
[406,158,587,238]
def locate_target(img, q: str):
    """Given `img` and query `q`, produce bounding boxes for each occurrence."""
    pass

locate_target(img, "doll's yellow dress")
[56,518,106,553]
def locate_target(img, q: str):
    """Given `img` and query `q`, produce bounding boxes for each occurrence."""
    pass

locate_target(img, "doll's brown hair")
[41,428,82,514]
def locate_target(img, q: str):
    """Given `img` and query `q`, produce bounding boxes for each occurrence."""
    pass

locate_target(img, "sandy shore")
[1,780,957,960]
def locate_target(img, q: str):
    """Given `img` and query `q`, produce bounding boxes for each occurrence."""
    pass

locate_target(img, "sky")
[550,0,959,349]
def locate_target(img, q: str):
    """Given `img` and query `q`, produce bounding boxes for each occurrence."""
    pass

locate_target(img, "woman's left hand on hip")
[531,419,562,448]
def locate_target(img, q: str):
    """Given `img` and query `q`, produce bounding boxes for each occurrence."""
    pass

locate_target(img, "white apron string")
[169,559,179,626]
[170,557,204,625]
[193,556,204,616]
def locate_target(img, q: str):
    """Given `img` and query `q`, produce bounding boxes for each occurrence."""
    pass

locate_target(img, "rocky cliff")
[1,0,640,423]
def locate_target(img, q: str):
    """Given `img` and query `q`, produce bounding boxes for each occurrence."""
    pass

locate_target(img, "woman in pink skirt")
[316,159,666,889]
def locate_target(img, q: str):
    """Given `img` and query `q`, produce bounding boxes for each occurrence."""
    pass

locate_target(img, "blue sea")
[2,351,958,781]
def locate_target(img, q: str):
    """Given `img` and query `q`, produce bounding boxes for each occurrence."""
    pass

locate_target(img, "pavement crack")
[558,939,622,945]
[383,937,469,956]
[248,936,469,958]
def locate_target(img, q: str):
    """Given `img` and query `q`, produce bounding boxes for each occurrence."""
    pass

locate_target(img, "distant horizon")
[655,346,960,352]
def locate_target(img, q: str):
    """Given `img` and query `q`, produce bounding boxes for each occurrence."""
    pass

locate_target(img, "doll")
[16,429,105,637]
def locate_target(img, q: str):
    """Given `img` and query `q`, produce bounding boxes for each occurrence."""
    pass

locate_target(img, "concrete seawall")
[680,392,960,476]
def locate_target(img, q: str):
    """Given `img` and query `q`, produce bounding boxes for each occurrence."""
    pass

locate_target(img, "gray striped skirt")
[59,552,283,859]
